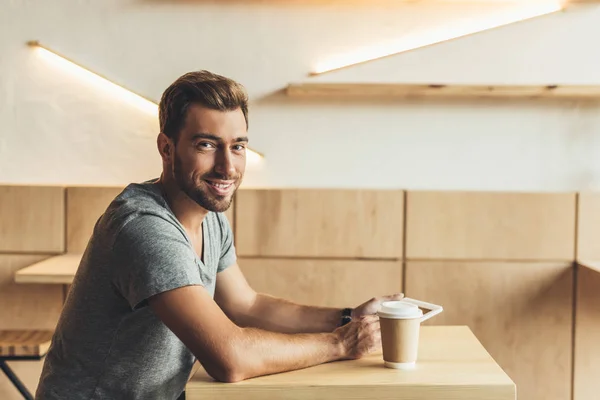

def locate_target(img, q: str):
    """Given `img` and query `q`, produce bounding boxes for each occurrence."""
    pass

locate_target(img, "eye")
[197,141,215,149]
[232,144,246,152]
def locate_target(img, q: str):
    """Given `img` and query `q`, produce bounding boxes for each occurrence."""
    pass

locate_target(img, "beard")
[173,154,240,213]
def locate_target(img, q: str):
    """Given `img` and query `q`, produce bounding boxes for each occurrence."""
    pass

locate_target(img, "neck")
[156,173,208,235]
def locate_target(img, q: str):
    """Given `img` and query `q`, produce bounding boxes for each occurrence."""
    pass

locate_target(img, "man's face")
[171,104,247,212]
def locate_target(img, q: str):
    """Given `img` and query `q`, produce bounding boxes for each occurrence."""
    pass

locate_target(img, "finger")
[382,293,405,301]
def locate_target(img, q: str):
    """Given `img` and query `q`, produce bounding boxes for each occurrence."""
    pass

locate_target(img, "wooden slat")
[286,83,600,100]
[574,262,600,400]
[239,258,402,308]
[0,255,63,330]
[236,189,404,258]
[14,254,82,284]
[405,261,573,400]
[66,186,124,253]
[577,192,600,260]
[0,186,64,253]
[0,330,53,357]
[406,191,576,260]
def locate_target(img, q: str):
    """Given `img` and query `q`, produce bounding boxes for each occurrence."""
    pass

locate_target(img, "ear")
[157,132,174,163]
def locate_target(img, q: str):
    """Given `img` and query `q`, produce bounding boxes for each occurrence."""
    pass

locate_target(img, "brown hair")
[159,70,249,141]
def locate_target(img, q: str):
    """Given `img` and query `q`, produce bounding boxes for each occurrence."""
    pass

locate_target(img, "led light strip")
[28,41,264,163]
[312,1,564,75]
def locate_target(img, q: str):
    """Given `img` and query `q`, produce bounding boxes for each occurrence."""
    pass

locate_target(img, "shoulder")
[98,180,186,245]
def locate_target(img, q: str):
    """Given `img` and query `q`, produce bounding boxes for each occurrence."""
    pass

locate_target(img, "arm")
[214,264,343,333]
[111,215,378,383]
[214,263,404,334]
[149,284,380,383]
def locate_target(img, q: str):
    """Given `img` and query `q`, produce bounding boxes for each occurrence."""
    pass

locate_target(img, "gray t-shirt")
[36,180,237,400]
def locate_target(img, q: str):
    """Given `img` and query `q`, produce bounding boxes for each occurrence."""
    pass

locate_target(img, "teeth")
[209,182,231,188]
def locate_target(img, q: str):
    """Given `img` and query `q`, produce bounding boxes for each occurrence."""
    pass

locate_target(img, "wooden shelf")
[14,254,82,284]
[577,260,600,274]
[286,83,600,100]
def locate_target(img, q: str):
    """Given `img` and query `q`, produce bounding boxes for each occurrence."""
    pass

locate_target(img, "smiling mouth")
[204,179,235,195]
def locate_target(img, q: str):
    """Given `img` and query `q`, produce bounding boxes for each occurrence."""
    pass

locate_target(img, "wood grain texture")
[238,258,402,308]
[405,261,573,400]
[0,330,53,357]
[0,255,63,330]
[576,192,600,260]
[286,83,600,100]
[188,326,515,400]
[66,186,124,253]
[574,262,600,400]
[406,191,576,260]
[235,189,404,258]
[14,254,82,284]
[0,186,65,253]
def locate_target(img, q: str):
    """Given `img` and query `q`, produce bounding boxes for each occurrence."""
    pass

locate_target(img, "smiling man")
[35,71,403,400]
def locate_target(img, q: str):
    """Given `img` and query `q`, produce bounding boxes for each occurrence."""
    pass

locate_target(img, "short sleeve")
[217,213,237,273]
[111,215,203,310]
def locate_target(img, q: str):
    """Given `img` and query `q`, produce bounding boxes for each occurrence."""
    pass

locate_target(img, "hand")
[352,293,405,319]
[334,315,381,360]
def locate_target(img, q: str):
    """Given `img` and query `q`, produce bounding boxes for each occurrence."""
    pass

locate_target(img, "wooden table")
[14,254,82,301]
[14,254,81,284]
[187,325,516,400]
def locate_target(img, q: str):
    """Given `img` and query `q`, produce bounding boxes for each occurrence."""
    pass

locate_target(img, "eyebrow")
[191,133,249,143]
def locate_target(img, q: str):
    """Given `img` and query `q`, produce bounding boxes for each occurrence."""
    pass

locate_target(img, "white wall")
[2,0,600,191]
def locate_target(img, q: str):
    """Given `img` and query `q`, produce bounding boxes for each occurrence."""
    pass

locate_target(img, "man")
[36,70,403,400]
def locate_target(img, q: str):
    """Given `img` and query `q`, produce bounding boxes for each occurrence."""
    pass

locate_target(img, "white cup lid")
[378,301,423,319]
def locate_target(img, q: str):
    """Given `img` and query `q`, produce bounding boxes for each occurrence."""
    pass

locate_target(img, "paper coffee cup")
[378,301,423,370]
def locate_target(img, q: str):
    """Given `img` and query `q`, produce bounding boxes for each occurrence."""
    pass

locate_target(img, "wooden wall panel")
[0,255,63,399]
[235,189,404,258]
[66,186,124,253]
[406,191,576,261]
[0,186,64,253]
[577,192,600,260]
[405,261,573,400]
[574,262,600,400]
[239,258,402,308]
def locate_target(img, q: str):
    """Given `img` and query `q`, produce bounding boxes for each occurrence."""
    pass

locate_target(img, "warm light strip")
[29,41,159,116]
[312,1,564,75]
[28,41,264,160]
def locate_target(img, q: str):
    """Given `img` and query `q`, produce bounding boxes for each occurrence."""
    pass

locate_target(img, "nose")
[214,147,236,177]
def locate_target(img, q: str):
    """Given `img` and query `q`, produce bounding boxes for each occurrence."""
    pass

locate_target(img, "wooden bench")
[0,330,53,400]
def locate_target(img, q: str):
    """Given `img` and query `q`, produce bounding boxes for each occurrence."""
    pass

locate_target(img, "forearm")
[218,327,343,382]
[235,293,344,333]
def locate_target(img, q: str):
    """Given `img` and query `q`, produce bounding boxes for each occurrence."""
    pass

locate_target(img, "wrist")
[340,307,353,327]
[329,331,346,360]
